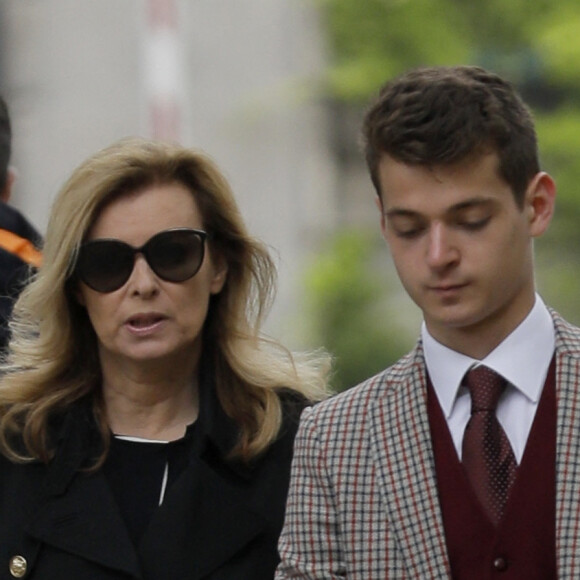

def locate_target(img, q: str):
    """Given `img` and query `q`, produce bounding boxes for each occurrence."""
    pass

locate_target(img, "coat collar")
[26,353,274,579]
[23,400,141,576]
[196,352,241,450]
[42,349,250,498]
[42,399,102,496]
[192,349,255,479]
[28,462,142,577]
[138,452,270,578]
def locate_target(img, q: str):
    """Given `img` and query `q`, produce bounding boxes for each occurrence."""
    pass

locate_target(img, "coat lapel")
[139,456,268,579]
[23,404,142,578]
[369,345,451,578]
[27,471,142,577]
[19,354,284,579]
[552,312,580,578]
[138,356,276,579]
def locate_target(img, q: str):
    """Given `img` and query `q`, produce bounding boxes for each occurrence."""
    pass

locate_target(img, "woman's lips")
[126,313,167,333]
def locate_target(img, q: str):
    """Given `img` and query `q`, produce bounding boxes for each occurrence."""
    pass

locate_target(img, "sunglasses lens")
[76,241,134,293]
[75,229,207,293]
[146,230,205,283]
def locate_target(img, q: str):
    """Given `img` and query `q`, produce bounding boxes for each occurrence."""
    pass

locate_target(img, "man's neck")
[426,297,536,360]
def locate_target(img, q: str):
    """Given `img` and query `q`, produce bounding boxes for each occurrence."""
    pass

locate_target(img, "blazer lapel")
[369,345,451,578]
[552,312,580,578]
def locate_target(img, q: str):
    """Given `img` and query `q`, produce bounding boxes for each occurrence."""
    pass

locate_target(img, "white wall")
[1,0,337,345]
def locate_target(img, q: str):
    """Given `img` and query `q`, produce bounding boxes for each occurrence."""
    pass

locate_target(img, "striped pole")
[144,0,183,142]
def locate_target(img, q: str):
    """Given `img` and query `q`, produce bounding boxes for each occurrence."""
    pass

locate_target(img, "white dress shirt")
[422,295,555,463]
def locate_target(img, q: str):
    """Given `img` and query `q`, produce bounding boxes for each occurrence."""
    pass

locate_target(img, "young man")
[276,66,578,579]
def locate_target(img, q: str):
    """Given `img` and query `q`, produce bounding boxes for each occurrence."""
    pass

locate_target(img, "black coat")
[0,201,42,350]
[0,373,307,579]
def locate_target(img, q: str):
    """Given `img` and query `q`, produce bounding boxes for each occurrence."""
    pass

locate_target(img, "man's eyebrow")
[383,208,420,218]
[384,197,496,218]
[449,197,495,212]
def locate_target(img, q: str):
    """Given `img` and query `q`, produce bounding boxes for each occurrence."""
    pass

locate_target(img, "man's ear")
[0,167,17,203]
[375,195,387,241]
[524,172,556,238]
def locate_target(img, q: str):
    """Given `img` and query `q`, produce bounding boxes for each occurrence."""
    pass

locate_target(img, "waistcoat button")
[493,556,508,571]
[9,555,27,578]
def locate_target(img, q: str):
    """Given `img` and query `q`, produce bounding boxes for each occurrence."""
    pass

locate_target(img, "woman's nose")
[127,254,160,296]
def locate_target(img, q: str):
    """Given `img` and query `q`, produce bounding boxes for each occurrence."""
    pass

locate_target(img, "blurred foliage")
[305,230,413,391]
[316,0,580,103]
[304,0,580,391]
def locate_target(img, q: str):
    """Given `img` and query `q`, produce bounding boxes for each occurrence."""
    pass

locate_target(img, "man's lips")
[427,282,468,292]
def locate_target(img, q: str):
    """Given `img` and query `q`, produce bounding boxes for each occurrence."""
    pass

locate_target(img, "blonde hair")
[0,138,330,464]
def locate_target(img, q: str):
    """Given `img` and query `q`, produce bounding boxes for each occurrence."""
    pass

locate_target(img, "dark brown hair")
[362,66,539,207]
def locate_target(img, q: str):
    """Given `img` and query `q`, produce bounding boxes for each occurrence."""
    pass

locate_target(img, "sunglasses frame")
[74,227,209,293]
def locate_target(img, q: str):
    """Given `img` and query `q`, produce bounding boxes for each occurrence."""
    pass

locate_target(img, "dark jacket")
[0,370,308,579]
[0,201,42,350]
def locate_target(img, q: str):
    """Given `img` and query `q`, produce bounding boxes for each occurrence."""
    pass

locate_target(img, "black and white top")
[103,423,197,546]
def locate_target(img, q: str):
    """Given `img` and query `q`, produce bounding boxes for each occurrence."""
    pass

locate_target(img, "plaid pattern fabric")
[276,310,580,579]
[553,310,580,579]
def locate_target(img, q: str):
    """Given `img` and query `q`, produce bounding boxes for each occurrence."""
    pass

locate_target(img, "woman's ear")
[209,254,228,295]
[74,284,86,307]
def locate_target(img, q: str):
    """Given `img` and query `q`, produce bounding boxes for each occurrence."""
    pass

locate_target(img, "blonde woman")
[0,138,329,579]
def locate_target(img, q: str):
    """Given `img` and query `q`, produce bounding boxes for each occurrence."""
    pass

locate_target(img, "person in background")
[277,65,578,579]
[0,137,330,579]
[0,94,42,350]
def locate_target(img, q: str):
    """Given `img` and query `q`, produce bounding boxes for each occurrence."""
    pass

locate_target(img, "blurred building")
[0,0,338,345]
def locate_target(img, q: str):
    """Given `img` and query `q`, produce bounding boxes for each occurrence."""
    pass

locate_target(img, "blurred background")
[2,0,580,391]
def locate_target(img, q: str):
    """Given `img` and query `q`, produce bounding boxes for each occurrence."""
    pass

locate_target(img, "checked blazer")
[276,310,580,579]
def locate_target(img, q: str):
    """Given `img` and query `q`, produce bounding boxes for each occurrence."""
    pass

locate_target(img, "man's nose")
[426,222,459,269]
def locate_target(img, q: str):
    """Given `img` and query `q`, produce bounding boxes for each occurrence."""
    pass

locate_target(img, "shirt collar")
[423,294,555,419]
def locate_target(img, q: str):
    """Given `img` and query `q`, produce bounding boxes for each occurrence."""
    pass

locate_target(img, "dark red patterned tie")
[461,366,517,526]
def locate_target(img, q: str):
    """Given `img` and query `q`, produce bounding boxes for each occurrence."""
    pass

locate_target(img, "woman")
[0,138,329,579]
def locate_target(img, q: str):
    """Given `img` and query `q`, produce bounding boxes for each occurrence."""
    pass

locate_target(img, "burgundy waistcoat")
[428,359,557,579]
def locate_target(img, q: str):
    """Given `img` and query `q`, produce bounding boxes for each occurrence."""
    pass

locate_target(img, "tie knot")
[464,366,506,412]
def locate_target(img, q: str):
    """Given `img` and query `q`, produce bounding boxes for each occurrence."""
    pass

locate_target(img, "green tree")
[305,0,580,390]
[305,229,415,392]
[317,0,580,104]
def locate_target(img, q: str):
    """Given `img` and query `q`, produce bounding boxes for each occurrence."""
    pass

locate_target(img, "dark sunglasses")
[74,228,208,293]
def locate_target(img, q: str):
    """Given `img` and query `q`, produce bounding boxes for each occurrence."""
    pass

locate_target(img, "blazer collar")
[377,310,580,578]
[550,309,580,577]
[369,342,451,577]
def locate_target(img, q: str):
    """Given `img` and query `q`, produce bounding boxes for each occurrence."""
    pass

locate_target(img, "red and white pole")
[144,0,183,142]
